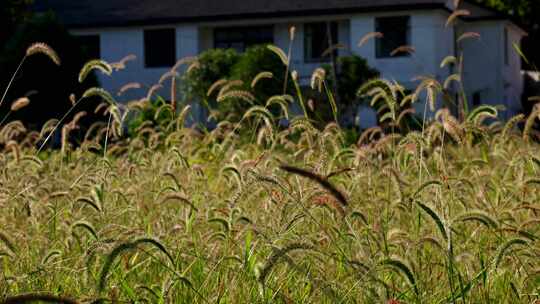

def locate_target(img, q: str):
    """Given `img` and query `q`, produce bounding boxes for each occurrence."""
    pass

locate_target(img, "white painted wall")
[71,9,524,127]
[350,11,454,87]
[503,23,525,119]
[73,25,200,102]
[278,19,350,84]
[458,21,525,119]
[350,10,455,124]
[458,22,502,114]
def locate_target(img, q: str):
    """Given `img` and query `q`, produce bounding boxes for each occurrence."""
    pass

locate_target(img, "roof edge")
[56,3,448,29]
[460,0,527,34]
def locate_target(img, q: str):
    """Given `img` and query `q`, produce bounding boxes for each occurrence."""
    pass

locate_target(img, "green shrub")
[323,55,380,106]
[301,86,335,128]
[226,45,294,122]
[182,45,293,122]
[299,55,378,127]
[127,96,173,137]
[181,49,377,127]
[181,48,240,112]
[230,45,292,103]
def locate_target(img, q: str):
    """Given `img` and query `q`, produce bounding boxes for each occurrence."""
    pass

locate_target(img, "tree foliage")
[230,45,292,103]
[0,12,101,132]
[323,55,380,106]
[181,48,241,110]
[182,45,292,122]
[0,0,33,46]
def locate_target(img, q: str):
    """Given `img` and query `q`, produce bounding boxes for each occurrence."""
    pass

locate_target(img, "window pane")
[375,16,410,58]
[144,28,176,68]
[304,22,338,62]
[473,92,481,106]
[77,35,100,60]
[214,26,274,52]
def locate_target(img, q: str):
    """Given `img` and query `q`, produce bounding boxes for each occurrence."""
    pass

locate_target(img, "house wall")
[457,21,525,119]
[72,25,200,101]
[458,22,502,114]
[350,10,455,120]
[74,11,455,99]
[350,11,454,85]
[197,19,351,86]
[503,23,525,119]
[77,18,352,97]
[272,19,351,84]
[197,12,453,124]
[71,9,525,127]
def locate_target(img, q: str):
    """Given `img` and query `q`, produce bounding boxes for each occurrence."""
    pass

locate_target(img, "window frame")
[213,25,274,52]
[143,28,176,68]
[375,16,411,59]
[303,21,339,63]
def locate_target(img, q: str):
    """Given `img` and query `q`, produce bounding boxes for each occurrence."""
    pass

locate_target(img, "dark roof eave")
[462,16,527,35]
[459,0,527,34]
[64,3,449,29]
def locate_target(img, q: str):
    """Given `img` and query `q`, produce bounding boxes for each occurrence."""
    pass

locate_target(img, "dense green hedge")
[181,46,378,126]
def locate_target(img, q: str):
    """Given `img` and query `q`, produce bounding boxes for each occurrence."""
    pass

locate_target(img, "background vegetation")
[0,1,101,141]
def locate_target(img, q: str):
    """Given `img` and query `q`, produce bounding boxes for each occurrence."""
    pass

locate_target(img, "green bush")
[296,55,378,127]
[301,86,335,127]
[181,48,240,112]
[230,45,292,103]
[127,96,174,137]
[181,48,377,126]
[182,45,293,122]
[324,55,380,105]
[227,45,294,122]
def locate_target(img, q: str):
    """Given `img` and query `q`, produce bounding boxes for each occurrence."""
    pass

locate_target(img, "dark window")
[214,26,274,52]
[375,16,411,58]
[77,35,100,59]
[473,92,481,107]
[144,28,176,68]
[304,22,338,62]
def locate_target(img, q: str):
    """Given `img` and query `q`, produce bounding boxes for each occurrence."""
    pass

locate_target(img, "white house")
[38,0,526,122]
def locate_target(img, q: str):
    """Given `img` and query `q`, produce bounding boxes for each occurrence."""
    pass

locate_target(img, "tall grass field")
[0,29,539,303]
